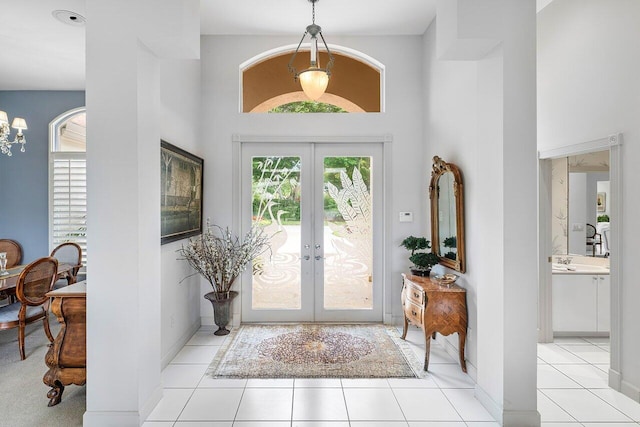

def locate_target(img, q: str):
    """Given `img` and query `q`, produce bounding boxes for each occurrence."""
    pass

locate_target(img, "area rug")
[206,324,423,379]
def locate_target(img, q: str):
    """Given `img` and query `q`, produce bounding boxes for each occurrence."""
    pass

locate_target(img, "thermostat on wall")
[399,212,413,223]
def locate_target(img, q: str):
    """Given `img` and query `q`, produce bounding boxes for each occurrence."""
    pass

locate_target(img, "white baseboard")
[82,411,140,426]
[609,368,622,390]
[502,410,542,426]
[621,379,640,403]
[475,384,502,423]
[140,384,163,423]
[161,320,201,368]
[435,334,477,382]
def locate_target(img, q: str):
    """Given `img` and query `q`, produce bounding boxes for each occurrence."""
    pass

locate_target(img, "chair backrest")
[586,223,596,239]
[16,257,58,307]
[0,239,23,268]
[50,242,82,268]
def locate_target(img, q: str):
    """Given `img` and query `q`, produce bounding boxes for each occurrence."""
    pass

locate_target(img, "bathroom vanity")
[552,263,610,335]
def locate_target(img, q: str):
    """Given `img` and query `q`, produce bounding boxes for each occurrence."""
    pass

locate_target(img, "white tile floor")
[144,328,640,427]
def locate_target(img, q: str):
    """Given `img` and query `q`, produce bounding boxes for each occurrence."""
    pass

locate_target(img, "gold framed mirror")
[429,156,466,273]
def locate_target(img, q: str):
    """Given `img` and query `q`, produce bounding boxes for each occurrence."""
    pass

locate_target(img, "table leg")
[458,331,467,373]
[46,379,65,407]
[424,329,433,371]
[401,315,408,340]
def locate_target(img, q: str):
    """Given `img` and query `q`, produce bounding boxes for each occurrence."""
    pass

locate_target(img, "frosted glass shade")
[299,68,329,101]
[11,117,27,130]
[0,111,8,125]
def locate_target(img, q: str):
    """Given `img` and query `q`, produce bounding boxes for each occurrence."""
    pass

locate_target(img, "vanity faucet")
[555,256,573,265]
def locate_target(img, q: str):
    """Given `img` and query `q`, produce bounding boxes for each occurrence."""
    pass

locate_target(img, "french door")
[240,143,383,322]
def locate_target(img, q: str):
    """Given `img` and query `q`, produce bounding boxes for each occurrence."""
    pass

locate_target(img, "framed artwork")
[161,140,203,244]
[597,192,606,212]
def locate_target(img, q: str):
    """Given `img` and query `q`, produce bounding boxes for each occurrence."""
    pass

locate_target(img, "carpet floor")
[207,323,423,379]
[0,316,85,427]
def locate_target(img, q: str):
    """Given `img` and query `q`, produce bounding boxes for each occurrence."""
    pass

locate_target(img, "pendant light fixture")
[288,0,335,101]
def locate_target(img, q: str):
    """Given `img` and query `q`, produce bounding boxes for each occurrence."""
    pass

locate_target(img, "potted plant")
[400,236,440,277]
[178,220,270,335]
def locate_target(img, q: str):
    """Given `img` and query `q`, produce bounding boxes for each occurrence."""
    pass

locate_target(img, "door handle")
[315,255,324,261]
[303,255,310,261]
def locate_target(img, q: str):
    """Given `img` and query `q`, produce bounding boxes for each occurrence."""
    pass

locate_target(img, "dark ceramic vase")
[410,268,431,277]
[204,290,239,336]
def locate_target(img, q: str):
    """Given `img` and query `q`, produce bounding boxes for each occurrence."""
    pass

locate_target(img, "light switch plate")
[399,212,413,223]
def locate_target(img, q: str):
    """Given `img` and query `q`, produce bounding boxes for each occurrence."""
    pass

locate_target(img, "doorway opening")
[538,133,624,397]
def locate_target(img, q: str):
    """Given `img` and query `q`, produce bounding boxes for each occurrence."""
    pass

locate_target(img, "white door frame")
[538,133,623,391]
[231,134,393,325]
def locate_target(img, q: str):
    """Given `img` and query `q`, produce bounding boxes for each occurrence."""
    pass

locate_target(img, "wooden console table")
[401,273,468,372]
[43,281,86,406]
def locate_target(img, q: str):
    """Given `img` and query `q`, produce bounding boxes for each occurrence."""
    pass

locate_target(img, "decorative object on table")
[434,273,459,287]
[597,192,606,212]
[178,221,270,335]
[429,156,466,273]
[0,239,22,269]
[207,324,422,379]
[400,236,439,277]
[597,214,609,222]
[161,140,203,244]
[0,252,7,276]
[287,0,335,101]
[0,111,27,157]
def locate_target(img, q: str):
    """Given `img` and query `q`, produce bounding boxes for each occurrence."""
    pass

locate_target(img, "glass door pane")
[322,156,373,309]
[251,156,302,310]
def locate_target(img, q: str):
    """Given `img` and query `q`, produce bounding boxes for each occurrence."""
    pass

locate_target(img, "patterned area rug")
[207,324,422,379]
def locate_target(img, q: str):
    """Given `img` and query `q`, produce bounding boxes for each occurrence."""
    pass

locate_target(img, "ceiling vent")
[52,10,86,27]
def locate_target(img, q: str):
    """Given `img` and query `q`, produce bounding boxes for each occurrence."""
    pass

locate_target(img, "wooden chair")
[586,223,602,257]
[50,242,82,289]
[0,239,23,268]
[0,257,58,360]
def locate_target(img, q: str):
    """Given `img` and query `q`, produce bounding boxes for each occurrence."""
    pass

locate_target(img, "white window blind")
[50,154,87,265]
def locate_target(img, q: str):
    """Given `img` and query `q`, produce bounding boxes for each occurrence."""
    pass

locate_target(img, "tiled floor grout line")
[537,388,581,424]
[148,331,639,426]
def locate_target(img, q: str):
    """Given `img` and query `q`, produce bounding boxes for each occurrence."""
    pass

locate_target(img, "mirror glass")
[430,156,465,272]
[551,150,610,257]
[438,172,457,260]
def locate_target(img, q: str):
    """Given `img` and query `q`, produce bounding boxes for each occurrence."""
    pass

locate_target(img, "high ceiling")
[0,0,436,90]
[0,0,554,91]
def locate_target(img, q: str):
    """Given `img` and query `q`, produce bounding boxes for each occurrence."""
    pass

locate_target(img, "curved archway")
[241,45,384,113]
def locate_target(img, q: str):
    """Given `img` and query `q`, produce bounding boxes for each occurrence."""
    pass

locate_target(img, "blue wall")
[0,91,85,263]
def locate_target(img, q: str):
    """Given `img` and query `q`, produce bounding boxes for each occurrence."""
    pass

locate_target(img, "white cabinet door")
[597,275,610,332]
[552,274,598,332]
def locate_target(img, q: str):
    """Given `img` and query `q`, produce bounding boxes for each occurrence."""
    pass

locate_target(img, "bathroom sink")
[552,263,609,273]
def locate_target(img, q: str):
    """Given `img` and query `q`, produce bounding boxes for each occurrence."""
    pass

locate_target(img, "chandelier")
[0,111,27,157]
[288,0,335,101]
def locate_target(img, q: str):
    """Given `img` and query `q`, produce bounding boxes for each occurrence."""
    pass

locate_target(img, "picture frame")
[597,192,606,212]
[161,140,203,244]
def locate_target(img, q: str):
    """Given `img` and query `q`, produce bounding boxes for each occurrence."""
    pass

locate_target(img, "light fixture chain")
[312,0,315,24]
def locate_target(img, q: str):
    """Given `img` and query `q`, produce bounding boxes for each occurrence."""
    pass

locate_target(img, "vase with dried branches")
[178,220,271,335]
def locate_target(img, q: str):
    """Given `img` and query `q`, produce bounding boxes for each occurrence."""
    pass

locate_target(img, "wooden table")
[43,281,86,407]
[0,262,79,297]
[401,273,468,372]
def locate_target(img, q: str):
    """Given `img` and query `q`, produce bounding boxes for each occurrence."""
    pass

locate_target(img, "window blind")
[51,155,87,265]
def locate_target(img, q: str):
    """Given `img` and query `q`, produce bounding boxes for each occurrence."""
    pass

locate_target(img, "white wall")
[538,0,640,401]
[427,1,538,424]
[159,58,203,366]
[200,35,426,325]
[84,0,199,425]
